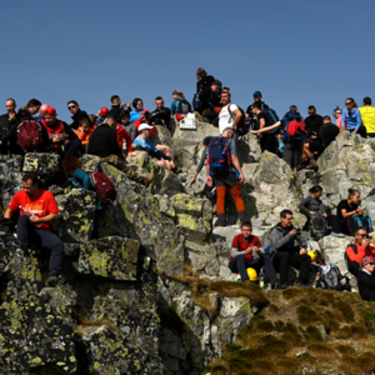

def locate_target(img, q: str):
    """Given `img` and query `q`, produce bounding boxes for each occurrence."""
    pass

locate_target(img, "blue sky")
[0,0,374,123]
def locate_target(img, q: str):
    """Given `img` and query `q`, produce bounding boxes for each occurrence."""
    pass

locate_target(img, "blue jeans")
[17,215,64,276]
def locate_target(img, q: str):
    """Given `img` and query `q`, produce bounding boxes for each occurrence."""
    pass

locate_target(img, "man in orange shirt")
[346,227,375,277]
[4,172,64,287]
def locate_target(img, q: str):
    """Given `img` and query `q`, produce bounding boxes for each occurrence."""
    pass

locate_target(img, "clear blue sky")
[0,0,374,123]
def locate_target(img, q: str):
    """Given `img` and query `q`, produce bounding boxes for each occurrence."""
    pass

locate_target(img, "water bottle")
[259,269,265,289]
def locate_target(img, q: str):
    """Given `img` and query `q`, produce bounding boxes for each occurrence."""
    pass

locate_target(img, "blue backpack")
[354,215,373,233]
[178,98,192,114]
[262,108,280,134]
[208,137,231,171]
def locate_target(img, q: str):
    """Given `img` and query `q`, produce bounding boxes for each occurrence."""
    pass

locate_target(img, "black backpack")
[178,99,192,115]
[227,105,249,136]
[310,214,329,241]
[315,264,351,291]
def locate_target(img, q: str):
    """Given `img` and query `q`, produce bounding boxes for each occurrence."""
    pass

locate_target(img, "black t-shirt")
[337,200,358,220]
[305,114,323,133]
[319,123,340,147]
[150,107,172,128]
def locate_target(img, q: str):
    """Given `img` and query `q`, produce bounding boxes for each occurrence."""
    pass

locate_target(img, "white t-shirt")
[218,103,239,134]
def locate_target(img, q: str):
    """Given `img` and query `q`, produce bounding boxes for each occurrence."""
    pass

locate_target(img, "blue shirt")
[133,135,158,153]
[129,109,142,123]
[342,107,362,131]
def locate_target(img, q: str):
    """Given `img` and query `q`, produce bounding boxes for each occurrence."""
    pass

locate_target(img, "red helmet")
[100,107,109,117]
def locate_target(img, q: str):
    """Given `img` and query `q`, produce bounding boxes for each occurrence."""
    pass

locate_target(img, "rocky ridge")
[0,118,374,374]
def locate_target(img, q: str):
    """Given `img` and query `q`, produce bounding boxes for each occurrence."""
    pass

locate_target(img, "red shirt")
[116,125,132,153]
[8,189,60,231]
[346,243,375,263]
[231,234,262,262]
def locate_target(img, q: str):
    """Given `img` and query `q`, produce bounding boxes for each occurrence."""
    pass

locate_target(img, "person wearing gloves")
[298,185,343,237]
[270,209,311,290]
[228,221,279,287]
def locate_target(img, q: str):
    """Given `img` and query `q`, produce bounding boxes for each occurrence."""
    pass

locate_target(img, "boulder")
[172,117,220,143]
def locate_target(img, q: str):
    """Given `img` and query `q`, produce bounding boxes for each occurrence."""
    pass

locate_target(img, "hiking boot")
[277,283,290,290]
[214,214,226,227]
[45,276,58,288]
[331,232,345,238]
[143,173,155,187]
[295,281,309,289]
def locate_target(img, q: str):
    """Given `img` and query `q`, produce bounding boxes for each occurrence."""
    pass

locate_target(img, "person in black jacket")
[150,97,172,129]
[67,100,91,130]
[87,121,154,187]
[196,68,215,93]
[357,256,375,301]
[0,98,18,154]
[198,80,222,122]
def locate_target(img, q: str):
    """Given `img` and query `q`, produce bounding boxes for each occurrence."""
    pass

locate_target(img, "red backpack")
[16,120,44,151]
[87,170,117,204]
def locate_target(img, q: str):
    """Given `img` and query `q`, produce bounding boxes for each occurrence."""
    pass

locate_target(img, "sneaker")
[277,283,290,290]
[295,281,309,289]
[331,232,345,238]
[45,276,58,288]
[143,173,155,187]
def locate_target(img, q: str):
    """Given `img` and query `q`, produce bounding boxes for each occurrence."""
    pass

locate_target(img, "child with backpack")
[299,185,343,240]
[207,128,246,226]
[171,90,192,115]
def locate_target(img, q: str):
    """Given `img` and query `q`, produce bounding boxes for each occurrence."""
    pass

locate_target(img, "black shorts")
[212,170,237,187]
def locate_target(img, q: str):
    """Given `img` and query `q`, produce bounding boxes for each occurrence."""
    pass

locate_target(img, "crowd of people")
[1,67,375,294]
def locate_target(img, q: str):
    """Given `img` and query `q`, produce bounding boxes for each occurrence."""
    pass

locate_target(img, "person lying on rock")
[87,118,154,187]
[345,227,375,278]
[270,209,311,290]
[133,124,181,174]
[298,185,343,237]
[4,172,63,288]
[189,136,216,206]
[357,256,375,301]
[229,221,279,288]
[206,127,247,226]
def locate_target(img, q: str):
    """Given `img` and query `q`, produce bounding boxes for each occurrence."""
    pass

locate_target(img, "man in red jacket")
[346,227,375,277]
[228,221,279,287]
[4,172,63,287]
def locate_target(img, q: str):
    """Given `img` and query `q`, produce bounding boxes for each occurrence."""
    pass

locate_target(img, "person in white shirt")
[218,90,242,141]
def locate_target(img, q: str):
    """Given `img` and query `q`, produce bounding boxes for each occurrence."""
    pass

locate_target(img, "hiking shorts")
[283,141,303,169]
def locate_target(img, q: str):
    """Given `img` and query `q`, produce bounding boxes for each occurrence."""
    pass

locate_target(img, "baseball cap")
[362,256,375,267]
[253,91,262,97]
[44,107,57,116]
[138,123,154,132]
[100,107,109,117]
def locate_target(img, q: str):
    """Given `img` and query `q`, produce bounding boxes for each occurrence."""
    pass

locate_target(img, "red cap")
[44,107,58,116]
[175,114,184,121]
[100,107,109,117]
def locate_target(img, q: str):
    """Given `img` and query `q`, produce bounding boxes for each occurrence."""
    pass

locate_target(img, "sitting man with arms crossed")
[270,209,311,289]
[346,227,375,278]
[4,172,63,287]
[229,221,279,288]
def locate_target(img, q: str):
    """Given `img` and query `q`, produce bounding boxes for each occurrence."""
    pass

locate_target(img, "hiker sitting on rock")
[133,124,181,174]
[229,221,279,288]
[337,188,363,236]
[4,172,63,288]
[270,209,311,290]
[41,106,81,160]
[207,128,246,226]
[119,110,137,142]
[87,118,154,187]
[189,136,216,206]
[357,256,375,301]
[345,227,375,278]
[299,185,343,238]
[73,117,94,151]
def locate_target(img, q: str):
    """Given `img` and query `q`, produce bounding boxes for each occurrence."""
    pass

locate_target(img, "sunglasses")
[68,105,76,109]
[357,234,367,237]
[345,102,351,105]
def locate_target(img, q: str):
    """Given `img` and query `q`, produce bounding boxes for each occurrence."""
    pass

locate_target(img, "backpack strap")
[347,243,358,254]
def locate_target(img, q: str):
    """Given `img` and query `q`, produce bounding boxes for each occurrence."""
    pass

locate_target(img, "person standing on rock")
[207,128,246,226]
[218,89,243,142]
[229,221,279,287]
[270,209,311,289]
[359,97,375,138]
[342,98,366,138]
[346,227,375,278]
[4,172,63,287]
[87,119,155,186]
